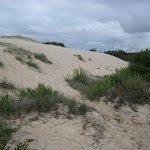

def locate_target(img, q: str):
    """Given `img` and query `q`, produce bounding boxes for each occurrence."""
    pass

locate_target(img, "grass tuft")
[74,54,86,62]
[34,53,52,64]
[26,61,40,71]
[0,79,16,90]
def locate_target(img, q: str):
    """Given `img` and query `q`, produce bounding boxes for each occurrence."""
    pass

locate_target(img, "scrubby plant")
[66,67,112,100]
[0,84,88,116]
[66,67,150,106]
[34,53,52,64]
[129,48,150,81]
[74,54,85,62]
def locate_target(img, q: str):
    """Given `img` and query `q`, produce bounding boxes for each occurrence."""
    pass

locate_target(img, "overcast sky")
[0,0,150,52]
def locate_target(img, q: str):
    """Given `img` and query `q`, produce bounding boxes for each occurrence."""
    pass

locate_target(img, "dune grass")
[0,79,16,90]
[34,53,52,64]
[74,54,86,62]
[0,41,52,72]
[66,67,150,107]
[26,61,40,71]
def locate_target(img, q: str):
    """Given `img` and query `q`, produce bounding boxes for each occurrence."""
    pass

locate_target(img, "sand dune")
[0,36,150,150]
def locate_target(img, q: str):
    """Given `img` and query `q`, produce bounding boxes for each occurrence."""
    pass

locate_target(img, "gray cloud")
[0,0,150,52]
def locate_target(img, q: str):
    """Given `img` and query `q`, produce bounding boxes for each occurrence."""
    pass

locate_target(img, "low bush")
[66,67,112,100]
[66,67,150,106]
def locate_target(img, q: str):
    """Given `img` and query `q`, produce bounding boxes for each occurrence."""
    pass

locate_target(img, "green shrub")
[128,48,150,81]
[78,103,88,115]
[34,53,52,64]
[66,67,150,106]
[66,67,112,100]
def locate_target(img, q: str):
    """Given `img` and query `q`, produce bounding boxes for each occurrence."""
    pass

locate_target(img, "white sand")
[0,37,150,150]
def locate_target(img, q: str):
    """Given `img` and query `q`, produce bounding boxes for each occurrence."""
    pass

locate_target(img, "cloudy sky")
[0,0,150,52]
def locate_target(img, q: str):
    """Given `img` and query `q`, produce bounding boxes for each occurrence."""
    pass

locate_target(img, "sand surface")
[0,37,150,150]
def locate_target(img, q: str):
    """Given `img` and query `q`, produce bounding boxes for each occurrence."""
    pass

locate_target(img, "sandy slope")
[0,37,150,150]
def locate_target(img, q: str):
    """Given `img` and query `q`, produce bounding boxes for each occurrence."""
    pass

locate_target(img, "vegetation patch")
[0,62,4,68]
[66,66,150,107]
[65,67,111,100]
[34,53,52,64]
[0,84,88,149]
[27,61,40,71]
[0,79,16,90]
[43,42,65,47]
[0,84,89,117]
[74,54,86,62]
[0,41,52,72]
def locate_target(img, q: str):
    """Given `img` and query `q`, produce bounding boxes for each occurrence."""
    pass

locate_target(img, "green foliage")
[43,42,65,47]
[66,67,150,106]
[26,61,40,71]
[0,118,19,149]
[66,67,112,100]
[129,48,150,81]
[0,62,4,68]
[104,50,137,62]
[108,68,150,105]
[34,53,52,64]
[0,94,16,116]
[0,118,33,150]
[78,103,88,115]
[74,54,86,62]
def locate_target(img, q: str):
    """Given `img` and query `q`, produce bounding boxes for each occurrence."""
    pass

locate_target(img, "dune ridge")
[0,36,150,150]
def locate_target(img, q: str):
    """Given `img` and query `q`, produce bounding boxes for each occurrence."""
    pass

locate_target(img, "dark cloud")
[0,0,150,52]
